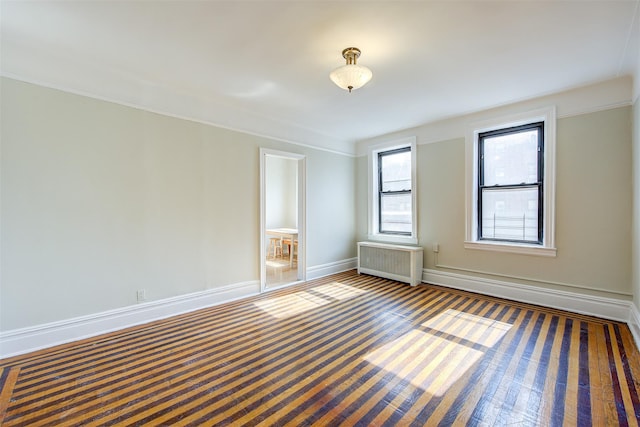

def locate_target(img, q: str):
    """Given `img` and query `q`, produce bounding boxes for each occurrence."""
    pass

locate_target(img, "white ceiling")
[2,1,639,154]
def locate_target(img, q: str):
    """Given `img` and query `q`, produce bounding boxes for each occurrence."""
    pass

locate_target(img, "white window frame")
[368,136,418,245]
[465,107,557,257]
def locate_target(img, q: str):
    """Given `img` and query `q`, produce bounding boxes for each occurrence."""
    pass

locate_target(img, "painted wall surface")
[633,45,640,312]
[306,149,357,266]
[265,156,297,230]
[2,75,633,332]
[357,107,632,299]
[0,78,357,330]
[633,99,640,309]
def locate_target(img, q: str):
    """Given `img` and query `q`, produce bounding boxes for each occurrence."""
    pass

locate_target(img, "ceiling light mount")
[342,47,361,65]
[329,46,373,93]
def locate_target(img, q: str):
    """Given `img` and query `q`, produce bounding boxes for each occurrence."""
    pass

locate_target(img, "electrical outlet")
[136,289,146,302]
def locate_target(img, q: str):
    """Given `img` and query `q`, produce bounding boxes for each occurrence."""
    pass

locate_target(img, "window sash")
[477,122,544,244]
[378,147,412,236]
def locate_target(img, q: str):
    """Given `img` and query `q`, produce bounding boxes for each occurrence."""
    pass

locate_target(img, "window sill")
[464,240,557,257]
[369,234,418,246]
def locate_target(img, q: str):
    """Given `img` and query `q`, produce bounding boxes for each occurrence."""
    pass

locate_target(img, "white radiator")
[357,241,424,286]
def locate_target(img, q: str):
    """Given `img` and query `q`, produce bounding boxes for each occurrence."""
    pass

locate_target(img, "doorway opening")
[260,149,306,291]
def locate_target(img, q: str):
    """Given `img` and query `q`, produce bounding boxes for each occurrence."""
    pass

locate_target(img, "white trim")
[0,256,357,358]
[3,268,636,358]
[355,76,632,157]
[463,240,557,257]
[366,233,418,245]
[0,280,260,359]
[353,101,634,156]
[356,241,423,251]
[306,258,358,280]
[465,106,557,256]
[433,256,631,296]
[260,148,307,291]
[1,75,356,157]
[558,101,633,120]
[629,304,640,351]
[422,268,631,322]
[367,137,418,245]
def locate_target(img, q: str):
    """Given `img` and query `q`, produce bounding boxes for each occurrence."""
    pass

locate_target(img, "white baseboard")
[306,257,358,280]
[0,280,260,359]
[629,304,640,350]
[0,257,358,359]
[423,268,631,323]
[6,263,631,359]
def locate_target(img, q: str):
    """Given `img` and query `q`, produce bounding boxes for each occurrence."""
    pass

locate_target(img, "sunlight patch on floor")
[421,309,512,347]
[364,309,512,396]
[255,282,366,318]
[313,282,367,300]
[254,292,329,318]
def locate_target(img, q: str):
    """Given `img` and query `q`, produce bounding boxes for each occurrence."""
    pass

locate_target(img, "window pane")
[483,129,539,186]
[381,193,412,233]
[381,150,411,192]
[481,187,539,242]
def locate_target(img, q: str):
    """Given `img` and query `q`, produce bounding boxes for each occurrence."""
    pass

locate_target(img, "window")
[379,147,412,234]
[369,137,417,244]
[478,122,543,244]
[465,107,556,256]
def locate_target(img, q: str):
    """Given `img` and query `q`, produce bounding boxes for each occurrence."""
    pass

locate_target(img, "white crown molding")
[0,280,261,359]
[0,74,357,158]
[422,268,631,323]
[355,76,633,157]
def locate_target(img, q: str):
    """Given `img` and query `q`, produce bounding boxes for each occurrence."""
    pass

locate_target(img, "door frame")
[260,148,306,292]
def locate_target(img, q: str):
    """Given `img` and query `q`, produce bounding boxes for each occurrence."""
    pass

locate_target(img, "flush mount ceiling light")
[329,47,373,93]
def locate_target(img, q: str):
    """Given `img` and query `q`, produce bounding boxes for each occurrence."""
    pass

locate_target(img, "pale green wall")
[355,155,368,241]
[2,76,633,331]
[306,148,357,266]
[358,107,632,299]
[0,78,357,330]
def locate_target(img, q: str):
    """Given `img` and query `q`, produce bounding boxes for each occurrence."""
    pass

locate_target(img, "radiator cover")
[357,241,424,286]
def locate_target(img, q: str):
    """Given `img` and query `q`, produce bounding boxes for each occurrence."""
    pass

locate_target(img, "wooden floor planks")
[1,270,640,426]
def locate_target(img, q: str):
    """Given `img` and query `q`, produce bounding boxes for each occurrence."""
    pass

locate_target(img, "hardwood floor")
[1,270,640,426]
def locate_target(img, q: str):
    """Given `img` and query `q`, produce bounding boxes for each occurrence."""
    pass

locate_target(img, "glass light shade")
[329,64,373,92]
